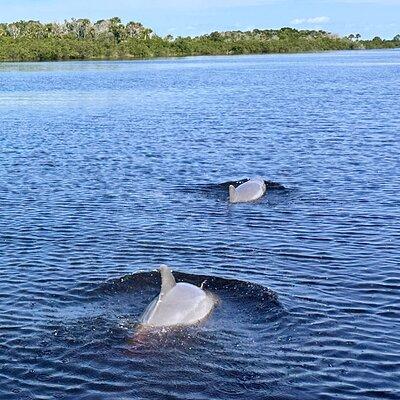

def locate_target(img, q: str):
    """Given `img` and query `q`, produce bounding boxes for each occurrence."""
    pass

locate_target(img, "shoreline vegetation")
[1,18,399,62]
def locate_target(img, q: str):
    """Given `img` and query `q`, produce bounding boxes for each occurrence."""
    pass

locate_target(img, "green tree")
[0,17,396,62]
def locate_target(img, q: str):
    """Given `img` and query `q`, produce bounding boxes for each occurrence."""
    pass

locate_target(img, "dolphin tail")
[159,264,176,296]
[229,185,237,203]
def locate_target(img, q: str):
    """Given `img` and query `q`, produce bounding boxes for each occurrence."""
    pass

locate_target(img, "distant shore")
[1,18,399,62]
[2,47,399,65]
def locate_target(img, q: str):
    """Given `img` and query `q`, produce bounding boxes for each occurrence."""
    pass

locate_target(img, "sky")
[0,0,399,39]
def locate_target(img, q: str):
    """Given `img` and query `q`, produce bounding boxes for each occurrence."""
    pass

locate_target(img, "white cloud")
[291,16,331,25]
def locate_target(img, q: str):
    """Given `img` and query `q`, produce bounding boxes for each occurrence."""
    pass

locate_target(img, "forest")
[0,18,399,61]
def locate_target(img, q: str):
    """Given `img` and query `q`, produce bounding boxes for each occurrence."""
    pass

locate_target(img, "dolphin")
[229,177,266,203]
[140,265,216,328]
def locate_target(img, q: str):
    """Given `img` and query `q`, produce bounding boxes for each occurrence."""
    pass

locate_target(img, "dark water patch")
[177,179,286,204]
[95,270,279,303]
[219,179,286,191]
[34,272,296,400]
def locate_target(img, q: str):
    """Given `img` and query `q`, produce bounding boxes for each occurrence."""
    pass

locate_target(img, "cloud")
[291,16,331,25]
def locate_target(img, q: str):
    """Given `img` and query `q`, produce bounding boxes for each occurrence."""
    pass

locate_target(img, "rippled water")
[1,50,399,399]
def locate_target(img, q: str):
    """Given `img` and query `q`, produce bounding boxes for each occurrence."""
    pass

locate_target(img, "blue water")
[1,50,399,399]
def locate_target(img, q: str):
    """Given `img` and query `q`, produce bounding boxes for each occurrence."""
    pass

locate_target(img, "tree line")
[0,18,399,61]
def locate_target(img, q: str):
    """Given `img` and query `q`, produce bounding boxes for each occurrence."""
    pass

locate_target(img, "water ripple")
[1,51,400,399]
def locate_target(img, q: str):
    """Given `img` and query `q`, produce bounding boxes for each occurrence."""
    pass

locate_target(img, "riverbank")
[0,19,399,62]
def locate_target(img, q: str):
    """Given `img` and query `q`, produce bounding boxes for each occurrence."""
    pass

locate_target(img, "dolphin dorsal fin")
[159,264,176,296]
[229,185,237,202]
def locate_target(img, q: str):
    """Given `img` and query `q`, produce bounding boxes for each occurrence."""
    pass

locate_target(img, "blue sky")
[0,0,399,39]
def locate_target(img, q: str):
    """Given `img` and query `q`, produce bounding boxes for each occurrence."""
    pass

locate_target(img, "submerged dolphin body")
[229,177,266,203]
[140,265,216,328]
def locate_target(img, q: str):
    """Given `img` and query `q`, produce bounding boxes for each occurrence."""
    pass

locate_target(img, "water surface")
[1,50,399,399]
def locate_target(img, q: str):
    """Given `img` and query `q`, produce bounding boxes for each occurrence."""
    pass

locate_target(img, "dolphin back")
[139,265,216,327]
[229,178,266,203]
